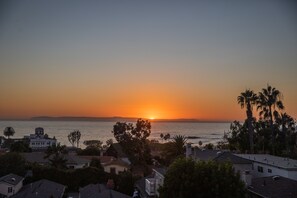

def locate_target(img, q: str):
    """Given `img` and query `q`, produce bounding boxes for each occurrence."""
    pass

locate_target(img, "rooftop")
[214,152,252,164]
[235,154,297,170]
[191,149,222,161]
[12,179,65,198]
[0,174,23,186]
[153,168,167,176]
[79,183,107,198]
[248,176,297,198]
[80,183,131,198]
[21,152,90,165]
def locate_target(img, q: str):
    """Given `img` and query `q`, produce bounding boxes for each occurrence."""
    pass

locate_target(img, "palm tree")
[237,89,258,153]
[3,127,15,139]
[44,143,68,168]
[162,135,187,165]
[275,113,295,155]
[257,85,284,154]
[172,135,187,156]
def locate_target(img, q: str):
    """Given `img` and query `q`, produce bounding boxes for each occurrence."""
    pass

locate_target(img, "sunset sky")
[0,0,296,121]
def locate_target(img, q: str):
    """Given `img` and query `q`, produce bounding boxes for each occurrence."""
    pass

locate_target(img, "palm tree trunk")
[247,107,254,153]
[269,106,275,155]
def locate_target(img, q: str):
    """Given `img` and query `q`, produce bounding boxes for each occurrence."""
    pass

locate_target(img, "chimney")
[242,170,252,186]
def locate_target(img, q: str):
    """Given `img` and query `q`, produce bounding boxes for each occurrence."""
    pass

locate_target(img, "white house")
[24,127,57,150]
[0,174,24,197]
[235,154,297,181]
[145,168,166,197]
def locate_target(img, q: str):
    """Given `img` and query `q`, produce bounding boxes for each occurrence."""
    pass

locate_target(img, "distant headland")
[27,116,229,123]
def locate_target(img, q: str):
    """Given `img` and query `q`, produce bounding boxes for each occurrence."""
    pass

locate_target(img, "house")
[214,152,252,181]
[248,176,297,198]
[12,179,65,198]
[64,154,90,169]
[24,127,57,150]
[80,156,130,174]
[0,174,24,198]
[79,183,107,198]
[235,154,297,181]
[21,152,90,169]
[135,168,166,198]
[186,143,222,161]
[104,143,131,165]
[79,183,131,198]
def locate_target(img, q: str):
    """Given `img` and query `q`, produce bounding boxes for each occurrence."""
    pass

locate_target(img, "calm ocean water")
[0,121,230,147]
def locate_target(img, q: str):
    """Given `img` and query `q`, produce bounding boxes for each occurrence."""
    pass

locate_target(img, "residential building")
[21,152,90,169]
[135,168,166,198]
[248,176,297,198]
[24,127,56,150]
[104,143,131,165]
[186,143,222,161]
[79,156,130,174]
[235,154,297,181]
[12,179,65,198]
[0,174,24,198]
[214,152,252,181]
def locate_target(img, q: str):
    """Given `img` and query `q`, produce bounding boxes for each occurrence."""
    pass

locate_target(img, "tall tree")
[112,119,152,165]
[275,113,296,155]
[3,127,15,139]
[237,89,258,153]
[45,143,68,169]
[257,85,284,154]
[162,135,187,165]
[68,130,81,148]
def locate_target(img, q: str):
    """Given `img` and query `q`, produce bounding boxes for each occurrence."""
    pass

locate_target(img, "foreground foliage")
[31,165,107,191]
[0,152,26,177]
[159,158,245,198]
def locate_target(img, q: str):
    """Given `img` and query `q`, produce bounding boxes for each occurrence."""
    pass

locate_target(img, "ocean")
[0,121,230,147]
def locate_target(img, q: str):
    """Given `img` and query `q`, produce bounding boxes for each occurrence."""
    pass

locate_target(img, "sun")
[149,117,155,120]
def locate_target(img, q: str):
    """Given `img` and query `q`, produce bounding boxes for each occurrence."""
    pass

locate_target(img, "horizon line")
[0,116,234,123]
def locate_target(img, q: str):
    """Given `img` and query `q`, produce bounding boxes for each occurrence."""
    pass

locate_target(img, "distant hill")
[30,116,228,123]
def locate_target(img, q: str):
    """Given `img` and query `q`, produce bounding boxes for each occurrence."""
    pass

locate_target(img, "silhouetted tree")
[257,85,284,154]
[106,139,113,146]
[160,133,170,142]
[45,143,68,169]
[162,135,187,165]
[83,140,103,148]
[68,130,81,148]
[238,89,258,153]
[112,119,152,165]
[3,127,15,139]
[10,141,31,152]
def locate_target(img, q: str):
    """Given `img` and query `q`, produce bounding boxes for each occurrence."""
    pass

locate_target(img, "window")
[258,166,263,173]
[8,187,12,193]
[110,167,116,174]
[268,169,272,173]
